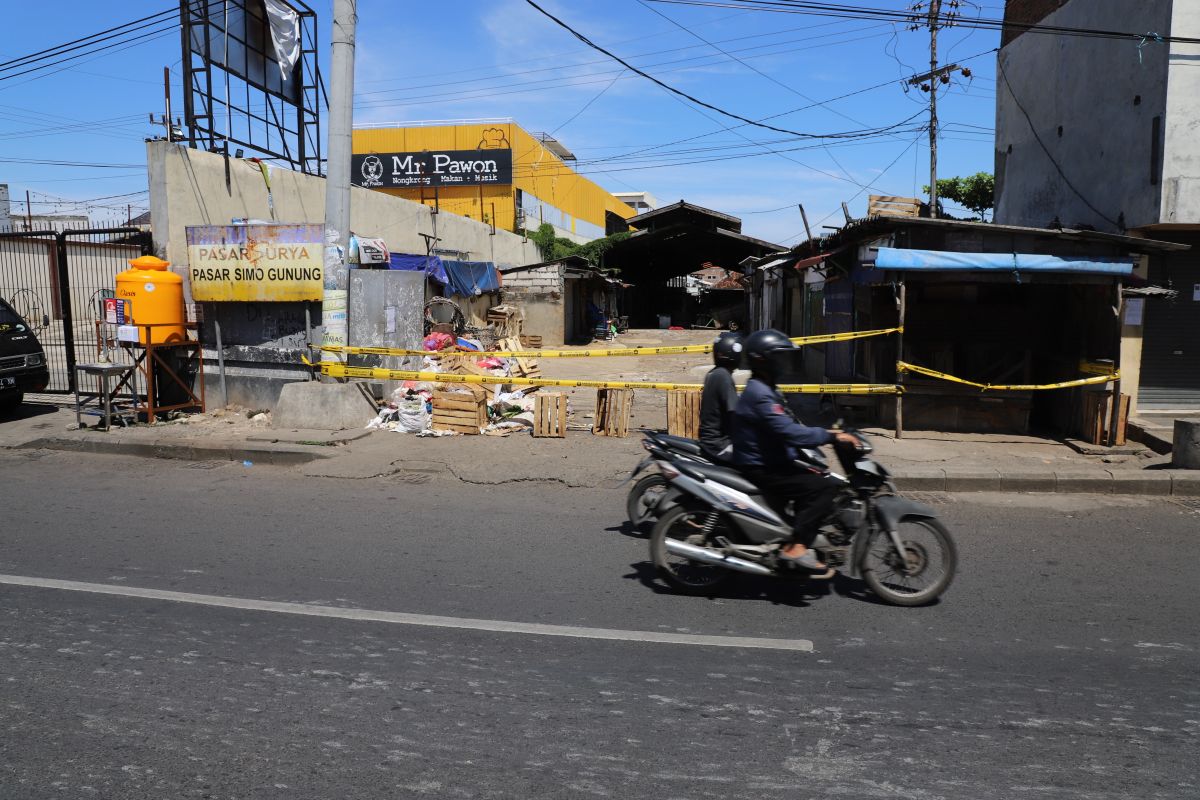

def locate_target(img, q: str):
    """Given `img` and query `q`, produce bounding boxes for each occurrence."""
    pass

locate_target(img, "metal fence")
[0,224,151,392]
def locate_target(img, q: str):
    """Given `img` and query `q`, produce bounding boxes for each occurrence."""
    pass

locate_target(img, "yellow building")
[351,120,636,243]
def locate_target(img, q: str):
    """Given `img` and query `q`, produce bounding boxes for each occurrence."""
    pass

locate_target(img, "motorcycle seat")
[687,462,762,495]
[654,434,703,457]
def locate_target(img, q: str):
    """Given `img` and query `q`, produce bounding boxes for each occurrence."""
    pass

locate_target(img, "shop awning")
[794,252,832,270]
[875,247,1134,275]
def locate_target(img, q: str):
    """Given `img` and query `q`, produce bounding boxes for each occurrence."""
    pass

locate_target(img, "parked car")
[0,297,50,415]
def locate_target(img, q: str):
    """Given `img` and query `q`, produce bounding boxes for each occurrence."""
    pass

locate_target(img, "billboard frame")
[180,0,324,175]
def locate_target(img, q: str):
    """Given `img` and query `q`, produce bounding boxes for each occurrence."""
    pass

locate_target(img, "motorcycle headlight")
[26,353,44,367]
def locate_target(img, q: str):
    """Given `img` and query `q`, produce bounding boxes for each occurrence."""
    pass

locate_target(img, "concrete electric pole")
[906,0,968,218]
[320,0,357,374]
[926,0,942,217]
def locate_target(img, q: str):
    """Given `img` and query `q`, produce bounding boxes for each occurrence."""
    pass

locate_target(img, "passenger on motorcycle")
[731,328,857,571]
[698,331,743,465]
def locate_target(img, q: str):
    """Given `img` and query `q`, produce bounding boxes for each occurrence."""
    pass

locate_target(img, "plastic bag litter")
[366,405,401,430]
[395,398,430,433]
[416,428,456,437]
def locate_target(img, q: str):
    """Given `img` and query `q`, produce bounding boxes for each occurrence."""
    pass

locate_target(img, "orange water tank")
[115,256,185,344]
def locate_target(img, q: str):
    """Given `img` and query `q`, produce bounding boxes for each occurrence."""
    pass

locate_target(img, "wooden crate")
[1081,391,1130,446]
[666,389,701,439]
[534,392,568,438]
[593,388,633,437]
[431,391,487,434]
[519,334,543,349]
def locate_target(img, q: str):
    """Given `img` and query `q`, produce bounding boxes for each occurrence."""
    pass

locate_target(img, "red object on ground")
[668,326,685,331]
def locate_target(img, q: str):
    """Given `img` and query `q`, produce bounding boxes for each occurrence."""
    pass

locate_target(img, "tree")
[526,223,631,268]
[923,172,995,220]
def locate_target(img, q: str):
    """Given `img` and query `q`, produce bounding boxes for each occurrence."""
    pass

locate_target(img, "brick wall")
[1002,0,1070,47]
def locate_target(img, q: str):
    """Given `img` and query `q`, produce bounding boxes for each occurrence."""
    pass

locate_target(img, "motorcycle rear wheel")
[860,517,956,606]
[649,506,734,594]
[626,473,668,530]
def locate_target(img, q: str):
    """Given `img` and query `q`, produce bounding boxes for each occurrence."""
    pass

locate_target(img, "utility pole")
[927,0,942,217]
[907,0,967,218]
[320,0,357,376]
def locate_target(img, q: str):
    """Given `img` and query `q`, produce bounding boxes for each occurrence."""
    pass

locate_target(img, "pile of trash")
[364,333,559,437]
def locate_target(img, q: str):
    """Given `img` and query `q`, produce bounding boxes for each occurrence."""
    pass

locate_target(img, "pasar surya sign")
[186,223,325,302]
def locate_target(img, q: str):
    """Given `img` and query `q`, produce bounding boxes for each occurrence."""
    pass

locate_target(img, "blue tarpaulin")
[442,260,501,296]
[388,252,448,285]
[875,247,1134,276]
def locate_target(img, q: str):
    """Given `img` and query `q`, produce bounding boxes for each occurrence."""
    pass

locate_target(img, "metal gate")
[0,226,152,392]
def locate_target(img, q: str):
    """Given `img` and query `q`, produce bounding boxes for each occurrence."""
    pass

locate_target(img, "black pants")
[743,466,841,547]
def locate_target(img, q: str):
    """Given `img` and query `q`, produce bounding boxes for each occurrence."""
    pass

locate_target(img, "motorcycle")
[625,433,715,529]
[647,430,957,606]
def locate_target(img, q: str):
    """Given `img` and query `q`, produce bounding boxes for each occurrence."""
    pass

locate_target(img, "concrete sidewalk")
[3,399,1199,495]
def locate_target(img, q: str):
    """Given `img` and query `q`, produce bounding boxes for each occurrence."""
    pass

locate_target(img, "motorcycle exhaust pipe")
[665,538,773,576]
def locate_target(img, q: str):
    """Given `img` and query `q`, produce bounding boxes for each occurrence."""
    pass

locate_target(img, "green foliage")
[525,223,631,268]
[923,172,995,220]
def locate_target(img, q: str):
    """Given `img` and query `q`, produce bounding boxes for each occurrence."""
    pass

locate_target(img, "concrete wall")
[504,294,565,345]
[147,141,542,268]
[994,0,1172,231]
[147,141,543,409]
[1161,5,1200,224]
[498,263,566,344]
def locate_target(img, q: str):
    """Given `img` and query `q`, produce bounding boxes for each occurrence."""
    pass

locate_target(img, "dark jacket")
[699,366,737,462]
[732,377,832,468]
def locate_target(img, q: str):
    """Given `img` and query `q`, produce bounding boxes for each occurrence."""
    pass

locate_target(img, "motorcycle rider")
[698,331,743,464]
[732,329,857,571]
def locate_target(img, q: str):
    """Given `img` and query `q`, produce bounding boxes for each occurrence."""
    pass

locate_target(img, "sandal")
[778,549,827,571]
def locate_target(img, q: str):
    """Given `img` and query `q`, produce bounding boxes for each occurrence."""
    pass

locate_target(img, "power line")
[523,0,918,141]
[648,0,1200,45]
[0,157,144,169]
[354,25,896,110]
[355,16,873,98]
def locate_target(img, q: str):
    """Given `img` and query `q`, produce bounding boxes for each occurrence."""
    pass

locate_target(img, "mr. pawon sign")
[352,149,513,188]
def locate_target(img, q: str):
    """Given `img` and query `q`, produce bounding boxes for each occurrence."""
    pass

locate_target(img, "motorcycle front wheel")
[860,517,957,606]
[649,506,734,594]
[626,472,668,530]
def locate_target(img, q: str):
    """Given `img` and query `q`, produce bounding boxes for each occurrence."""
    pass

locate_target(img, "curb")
[1126,421,1173,456]
[16,437,332,466]
[893,469,1200,496]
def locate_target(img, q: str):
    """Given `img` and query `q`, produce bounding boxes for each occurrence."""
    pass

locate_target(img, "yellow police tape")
[896,361,1119,391]
[308,326,902,360]
[314,361,901,394]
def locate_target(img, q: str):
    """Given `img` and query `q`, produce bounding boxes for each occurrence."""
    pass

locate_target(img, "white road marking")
[0,574,813,652]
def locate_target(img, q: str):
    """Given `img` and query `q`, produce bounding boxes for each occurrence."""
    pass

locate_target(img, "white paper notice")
[1125,297,1144,326]
[385,305,397,334]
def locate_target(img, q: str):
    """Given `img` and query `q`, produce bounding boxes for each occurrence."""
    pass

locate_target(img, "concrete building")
[612,191,658,215]
[994,0,1200,408]
[351,119,636,244]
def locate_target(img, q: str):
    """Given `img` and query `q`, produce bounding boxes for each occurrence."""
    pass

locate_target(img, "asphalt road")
[1,449,1197,799]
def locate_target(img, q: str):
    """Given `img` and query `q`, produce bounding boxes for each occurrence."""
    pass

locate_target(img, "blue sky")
[0,0,1001,245]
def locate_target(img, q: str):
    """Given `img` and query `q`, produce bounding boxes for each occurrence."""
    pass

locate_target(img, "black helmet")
[744,328,795,382]
[712,331,744,370]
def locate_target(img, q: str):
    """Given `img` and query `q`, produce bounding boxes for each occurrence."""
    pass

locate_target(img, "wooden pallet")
[868,194,922,218]
[501,336,542,382]
[593,388,633,437]
[1081,391,1129,445]
[666,389,701,439]
[431,391,487,434]
[534,392,568,438]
